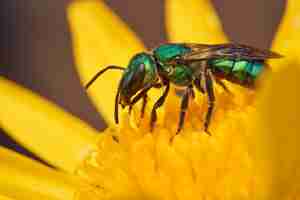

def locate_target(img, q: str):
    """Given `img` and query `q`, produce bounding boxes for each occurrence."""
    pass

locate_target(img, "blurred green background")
[0,0,284,162]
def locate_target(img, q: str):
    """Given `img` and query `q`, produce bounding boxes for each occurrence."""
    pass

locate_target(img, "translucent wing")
[182,43,282,61]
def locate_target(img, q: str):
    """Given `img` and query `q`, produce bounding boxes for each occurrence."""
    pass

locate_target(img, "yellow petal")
[0,147,82,200]
[68,0,145,125]
[272,0,300,70]
[0,78,98,173]
[165,0,227,43]
[253,65,300,199]
[0,195,15,200]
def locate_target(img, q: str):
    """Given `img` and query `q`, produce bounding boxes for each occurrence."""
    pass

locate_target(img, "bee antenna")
[85,65,125,89]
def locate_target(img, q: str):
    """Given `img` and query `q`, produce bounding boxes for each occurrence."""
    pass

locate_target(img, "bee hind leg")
[215,79,231,94]
[203,69,215,135]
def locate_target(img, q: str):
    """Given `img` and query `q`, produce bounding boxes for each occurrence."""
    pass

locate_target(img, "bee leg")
[128,104,133,115]
[128,94,147,119]
[215,79,231,93]
[150,82,170,132]
[140,94,148,118]
[128,93,147,117]
[114,84,121,124]
[194,78,205,94]
[129,83,161,116]
[116,82,155,123]
[176,85,193,134]
[203,70,215,135]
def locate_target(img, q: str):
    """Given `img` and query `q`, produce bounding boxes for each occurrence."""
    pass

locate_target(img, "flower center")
[75,83,268,200]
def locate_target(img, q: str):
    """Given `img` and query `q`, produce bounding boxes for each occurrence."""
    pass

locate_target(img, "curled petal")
[165,0,227,43]
[68,0,145,125]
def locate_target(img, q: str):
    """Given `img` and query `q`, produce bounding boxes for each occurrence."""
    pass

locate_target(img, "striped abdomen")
[209,58,264,86]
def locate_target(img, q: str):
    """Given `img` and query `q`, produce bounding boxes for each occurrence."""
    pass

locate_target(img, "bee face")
[118,53,158,108]
[119,66,145,107]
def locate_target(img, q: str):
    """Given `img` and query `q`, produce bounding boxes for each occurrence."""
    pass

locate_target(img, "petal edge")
[68,0,145,125]
[0,78,98,172]
[165,0,228,43]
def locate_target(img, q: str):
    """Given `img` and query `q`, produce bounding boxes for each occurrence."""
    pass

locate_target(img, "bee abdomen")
[209,58,264,82]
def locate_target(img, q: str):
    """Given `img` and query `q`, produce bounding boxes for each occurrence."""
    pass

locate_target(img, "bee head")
[118,63,146,107]
[115,53,158,121]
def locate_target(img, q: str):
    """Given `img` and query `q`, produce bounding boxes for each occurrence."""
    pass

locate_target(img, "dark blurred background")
[0,0,285,162]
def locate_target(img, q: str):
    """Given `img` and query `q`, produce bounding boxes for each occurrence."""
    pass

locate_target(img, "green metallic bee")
[85,43,281,134]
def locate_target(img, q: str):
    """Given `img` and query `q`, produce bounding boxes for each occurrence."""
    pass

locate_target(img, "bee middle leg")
[194,78,205,94]
[203,69,215,135]
[150,82,170,132]
[176,85,194,134]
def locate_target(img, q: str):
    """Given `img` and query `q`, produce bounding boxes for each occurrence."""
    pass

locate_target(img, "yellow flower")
[0,0,299,199]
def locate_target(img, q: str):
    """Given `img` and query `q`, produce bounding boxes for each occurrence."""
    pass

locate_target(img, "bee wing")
[182,43,283,61]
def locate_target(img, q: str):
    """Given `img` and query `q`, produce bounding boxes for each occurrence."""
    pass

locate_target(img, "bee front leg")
[128,93,148,117]
[128,83,157,116]
[203,69,215,135]
[115,84,121,124]
[150,82,170,132]
[128,93,148,127]
[176,85,194,134]
[140,94,148,118]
